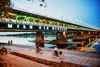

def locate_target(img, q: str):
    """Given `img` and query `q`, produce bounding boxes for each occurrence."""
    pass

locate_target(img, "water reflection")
[0,35,56,48]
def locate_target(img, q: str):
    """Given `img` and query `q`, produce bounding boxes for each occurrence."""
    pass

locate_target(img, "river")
[91,39,100,53]
[0,35,56,48]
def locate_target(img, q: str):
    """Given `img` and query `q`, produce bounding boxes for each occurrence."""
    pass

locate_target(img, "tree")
[0,0,47,18]
[39,0,47,8]
[27,0,47,8]
[0,0,12,18]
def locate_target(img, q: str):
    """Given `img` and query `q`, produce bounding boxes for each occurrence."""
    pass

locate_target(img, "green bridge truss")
[0,8,98,31]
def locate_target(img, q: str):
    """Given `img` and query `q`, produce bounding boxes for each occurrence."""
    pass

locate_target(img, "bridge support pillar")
[87,31,96,42]
[97,31,100,38]
[36,31,44,47]
[81,32,85,46]
[56,31,67,48]
[88,32,91,43]
[90,31,95,41]
[92,32,95,40]
[95,31,98,39]
[56,31,67,42]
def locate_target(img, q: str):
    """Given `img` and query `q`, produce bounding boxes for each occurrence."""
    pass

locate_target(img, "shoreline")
[1,43,100,57]
[0,40,100,54]
[91,39,100,47]
[0,45,100,67]
[90,39,100,53]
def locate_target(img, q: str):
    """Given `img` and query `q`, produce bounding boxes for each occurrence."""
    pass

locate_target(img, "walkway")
[5,45,100,67]
[0,54,50,67]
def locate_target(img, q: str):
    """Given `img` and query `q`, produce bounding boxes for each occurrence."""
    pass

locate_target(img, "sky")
[11,0,100,29]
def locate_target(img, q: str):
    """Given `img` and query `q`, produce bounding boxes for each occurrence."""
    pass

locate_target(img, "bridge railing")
[0,17,64,27]
[0,17,95,31]
[0,17,68,30]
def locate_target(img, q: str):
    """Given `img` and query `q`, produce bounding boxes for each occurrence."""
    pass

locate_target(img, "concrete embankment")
[3,45,100,67]
[0,54,50,67]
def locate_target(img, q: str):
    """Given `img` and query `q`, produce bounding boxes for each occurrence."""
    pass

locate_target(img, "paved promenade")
[5,45,100,67]
[0,54,50,67]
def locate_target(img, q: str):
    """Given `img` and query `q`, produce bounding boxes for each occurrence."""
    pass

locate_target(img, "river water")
[91,39,100,53]
[0,35,56,48]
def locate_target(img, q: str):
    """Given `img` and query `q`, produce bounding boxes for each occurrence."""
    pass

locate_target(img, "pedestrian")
[8,40,10,45]
[10,40,13,45]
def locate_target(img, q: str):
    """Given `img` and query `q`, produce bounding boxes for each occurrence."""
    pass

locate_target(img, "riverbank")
[0,40,98,53]
[0,45,100,67]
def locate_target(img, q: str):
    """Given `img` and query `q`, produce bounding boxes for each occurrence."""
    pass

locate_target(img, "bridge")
[0,7,100,48]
